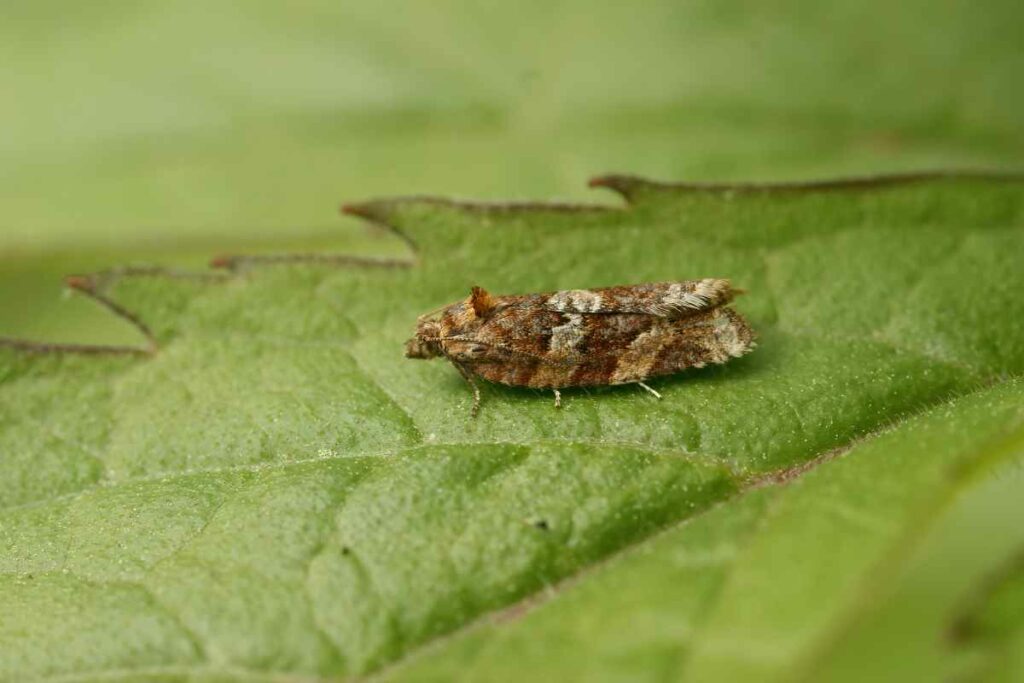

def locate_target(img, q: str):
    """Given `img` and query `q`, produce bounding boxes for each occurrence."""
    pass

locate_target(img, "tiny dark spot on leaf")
[947,616,975,644]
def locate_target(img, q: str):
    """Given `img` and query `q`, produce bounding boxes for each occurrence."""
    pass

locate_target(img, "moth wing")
[456,303,756,390]
[542,279,737,319]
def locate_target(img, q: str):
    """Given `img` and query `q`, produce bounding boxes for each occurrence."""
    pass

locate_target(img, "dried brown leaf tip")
[406,280,756,416]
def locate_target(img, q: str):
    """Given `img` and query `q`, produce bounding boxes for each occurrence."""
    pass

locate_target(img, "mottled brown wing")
[464,305,755,389]
[539,279,737,319]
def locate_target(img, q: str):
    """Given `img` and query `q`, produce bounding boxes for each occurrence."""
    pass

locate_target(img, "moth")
[405,280,756,415]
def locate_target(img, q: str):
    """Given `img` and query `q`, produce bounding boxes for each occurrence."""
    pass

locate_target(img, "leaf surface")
[1,174,1023,681]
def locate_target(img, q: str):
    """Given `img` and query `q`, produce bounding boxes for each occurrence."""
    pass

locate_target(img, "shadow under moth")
[405,279,756,416]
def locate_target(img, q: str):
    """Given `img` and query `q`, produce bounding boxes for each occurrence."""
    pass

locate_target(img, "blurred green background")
[2,0,1022,344]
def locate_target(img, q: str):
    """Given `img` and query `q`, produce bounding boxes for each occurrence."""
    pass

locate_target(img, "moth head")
[405,319,443,359]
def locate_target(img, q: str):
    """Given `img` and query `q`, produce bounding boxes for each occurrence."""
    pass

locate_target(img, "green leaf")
[1,173,1023,681]
[384,380,1024,683]
[946,550,1024,683]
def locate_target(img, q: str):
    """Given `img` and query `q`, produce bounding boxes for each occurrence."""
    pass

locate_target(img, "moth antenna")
[422,335,474,342]
[416,303,449,322]
[426,335,567,366]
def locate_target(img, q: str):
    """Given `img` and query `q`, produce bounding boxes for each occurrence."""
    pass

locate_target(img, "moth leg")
[553,389,562,409]
[637,381,662,399]
[452,362,482,417]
